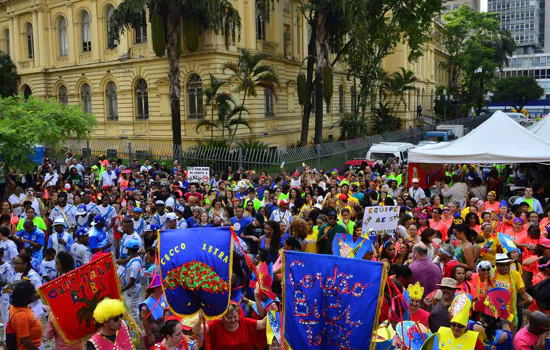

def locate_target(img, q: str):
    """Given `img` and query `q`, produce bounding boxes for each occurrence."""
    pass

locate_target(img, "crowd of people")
[0,154,549,349]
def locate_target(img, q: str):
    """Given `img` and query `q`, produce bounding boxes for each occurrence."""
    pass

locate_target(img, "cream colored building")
[0,0,448,147]
[0,0,357,149]
[381,20,449,128]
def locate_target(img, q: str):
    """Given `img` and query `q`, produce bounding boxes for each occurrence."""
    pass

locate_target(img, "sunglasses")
[112,314,123,322]
[328,216,337,220]
[480,268,490,272]
[450,322,465,329]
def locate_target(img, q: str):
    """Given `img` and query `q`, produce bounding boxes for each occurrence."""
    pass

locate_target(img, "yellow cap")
[407,281,424,300]
[449,293,471,326]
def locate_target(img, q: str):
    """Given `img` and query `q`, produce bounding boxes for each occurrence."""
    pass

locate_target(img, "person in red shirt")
[193,302,266,350]
[505,217,527,241]
[436,243,459,278]
[183,183,203,202]
[516,226,544,291]
[429,207,449,241]
[514,311,550,350]
[407,282,429,327]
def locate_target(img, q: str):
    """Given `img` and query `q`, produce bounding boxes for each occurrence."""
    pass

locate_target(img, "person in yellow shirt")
[492,253,533,329]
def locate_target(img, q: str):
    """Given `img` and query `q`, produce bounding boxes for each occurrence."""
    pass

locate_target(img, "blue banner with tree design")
[159,227,233,319]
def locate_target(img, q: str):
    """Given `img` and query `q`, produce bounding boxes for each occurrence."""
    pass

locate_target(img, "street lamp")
[436,89,449,121]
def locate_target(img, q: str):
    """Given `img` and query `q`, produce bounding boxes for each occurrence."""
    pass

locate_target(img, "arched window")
[58,17,68,56]
[23,85,32,99]
[105,81,118,120]
[134,10,147,44]
[58,85,68,106]
[81,83,92,113]
[187,74,203,119]
[26,23,34,59]
[82,11,91,52]
[106,6,117,49]
[264,88,274,117]
[135,79,149,120]
[256,1,265,40]
[338,85,344,112]
[4,29,10,56]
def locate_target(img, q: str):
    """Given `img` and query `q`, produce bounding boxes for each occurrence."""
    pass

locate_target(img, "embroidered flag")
[159,227,233,319]
[37,253,124,344]
[332,233,373,259]
[283,250,388,349]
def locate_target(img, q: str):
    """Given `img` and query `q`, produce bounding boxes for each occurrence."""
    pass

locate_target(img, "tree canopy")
[0,52,19,98]
[440,5,516,116]
[0,96,97,170]
[297,0,442,145]
[492,76,544,112]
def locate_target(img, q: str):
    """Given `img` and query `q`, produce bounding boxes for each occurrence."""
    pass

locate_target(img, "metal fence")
[57,116,489,174]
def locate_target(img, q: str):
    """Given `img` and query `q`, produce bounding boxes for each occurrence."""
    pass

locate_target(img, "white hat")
[166,212,177,221]
[313,203,323,210]
[412,178,419,184]
[53,218,66,226]
[495,253,513,264]
[155,200,165,206]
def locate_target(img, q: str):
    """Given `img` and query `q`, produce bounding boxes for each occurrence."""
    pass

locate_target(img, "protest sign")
[38,253,124,344]
[361,206,399,237]
[187,167,210,184]
[159,227,233,319]
[283,250,387,349]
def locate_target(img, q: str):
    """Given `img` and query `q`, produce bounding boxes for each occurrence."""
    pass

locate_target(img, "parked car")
[504,112,534,126]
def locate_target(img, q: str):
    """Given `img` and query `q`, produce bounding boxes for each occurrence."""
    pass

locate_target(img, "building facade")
[0,0,359,148]
[381,20,450,127]
[442,0,480,13]
[499,52,550,98]
[488,0,543,54]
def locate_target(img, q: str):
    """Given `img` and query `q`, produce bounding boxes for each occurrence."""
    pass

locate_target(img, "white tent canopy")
[408,111,550,164]
[527,116,550,136]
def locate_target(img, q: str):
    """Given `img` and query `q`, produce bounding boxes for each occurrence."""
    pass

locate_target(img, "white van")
[505,112,533,126]
[366,142,416,163]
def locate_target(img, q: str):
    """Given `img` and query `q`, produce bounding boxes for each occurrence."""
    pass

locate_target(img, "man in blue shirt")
[89,214,112,255]
[231,206,251,237]
[16,220,45,264]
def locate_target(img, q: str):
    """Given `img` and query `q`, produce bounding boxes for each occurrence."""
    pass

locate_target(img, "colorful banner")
[283,250,388,349]
[332,233,373,259]
[159,227,233,319]
[37,253,122,344]
[408,163,445,189]
[498,232,518,253]
[362,206,400,237]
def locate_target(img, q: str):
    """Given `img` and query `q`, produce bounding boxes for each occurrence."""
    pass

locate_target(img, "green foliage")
[440,5,516,115]
[195,74,251,144]
[338,112,369,140]
[0,52,19,98]
[323,65,333,105]
[0,96,97,171]
[372,102,402,134]
[492,76,544,112]
[386,68,418,114]
[151,13,166,57]
[223,48,279,144]
[235,139,268,150]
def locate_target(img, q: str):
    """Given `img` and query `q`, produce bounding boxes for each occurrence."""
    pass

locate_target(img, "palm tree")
[494,29,516,72]
[195,90,250,143]
[223,48,279,145]
[0,52,19,98]
[108,0,242,153]
[197,74,225,141]
[387,68,418,115]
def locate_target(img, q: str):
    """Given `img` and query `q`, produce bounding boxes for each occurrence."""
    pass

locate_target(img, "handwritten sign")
[361,206,399,237]
[283,251,387,349]
[37,253,122,344]
[187,167,210,184]
[159,227,233,320]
